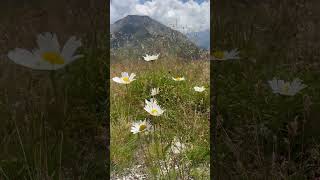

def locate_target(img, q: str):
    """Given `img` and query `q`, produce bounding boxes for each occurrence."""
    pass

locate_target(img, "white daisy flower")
[131,119,152,134]
[211,49,240,61]
[172,77,185,81]
[7,32,83,70]
[268,78,307,96]
[112,72,136,84]
[143,53,160,61]
[144,98,165,116]
[194,86,206,92]
[170,137,187,154]
[151,87,160,96]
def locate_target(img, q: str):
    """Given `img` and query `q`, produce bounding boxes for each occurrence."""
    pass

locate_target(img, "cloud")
[110,0,210,33]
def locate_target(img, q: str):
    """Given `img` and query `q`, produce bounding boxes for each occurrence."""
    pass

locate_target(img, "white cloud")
[110,0,210,33]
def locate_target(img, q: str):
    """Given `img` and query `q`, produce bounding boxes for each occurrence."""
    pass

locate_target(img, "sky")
[110,0,210,33]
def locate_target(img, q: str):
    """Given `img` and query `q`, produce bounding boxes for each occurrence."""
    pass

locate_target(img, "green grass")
[0,47,108,179]
[110,58,210,179]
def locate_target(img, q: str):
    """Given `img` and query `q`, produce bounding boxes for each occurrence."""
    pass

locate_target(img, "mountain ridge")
[186,29,210,50]
[110,15,204,60]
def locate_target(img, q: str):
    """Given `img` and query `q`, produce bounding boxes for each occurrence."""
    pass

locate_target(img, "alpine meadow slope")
[110,15,206,61]
[110,14,210,180]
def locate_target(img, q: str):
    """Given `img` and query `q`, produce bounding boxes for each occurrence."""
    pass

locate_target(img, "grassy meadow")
[0,48,108,179]
[110,57,210,179]
[0,1,108,179]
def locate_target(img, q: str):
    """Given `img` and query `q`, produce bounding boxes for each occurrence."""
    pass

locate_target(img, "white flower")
[144,98,165,116]
[112,72,136,84]
[170,137,187,154]
[268,78,307,96]
[211,49,240,61]
[194,86,205,92]
[131,119,152,134]
[143,53,160,61]
[7,32,83,70]
[172,77,185,81]
[151,88,160,96]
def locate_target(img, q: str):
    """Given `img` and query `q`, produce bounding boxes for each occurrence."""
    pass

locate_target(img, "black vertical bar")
[106,0,110,178]
[210,0,217,179]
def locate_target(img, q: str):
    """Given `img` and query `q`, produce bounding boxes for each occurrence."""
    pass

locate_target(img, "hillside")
[186,29,210,50]
[110,15,203,60]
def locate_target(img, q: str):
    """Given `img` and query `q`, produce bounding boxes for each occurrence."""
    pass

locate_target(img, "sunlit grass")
[110,57,210,179]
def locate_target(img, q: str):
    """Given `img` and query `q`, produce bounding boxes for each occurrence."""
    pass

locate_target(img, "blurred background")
[0,0,109,179]
[212,0,320,179]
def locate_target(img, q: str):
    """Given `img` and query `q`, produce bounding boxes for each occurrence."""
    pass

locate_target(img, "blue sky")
[111,0,210,33]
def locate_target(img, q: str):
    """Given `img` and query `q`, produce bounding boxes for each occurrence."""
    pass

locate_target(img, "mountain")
[110,15,203,60]
[186,29,210,50]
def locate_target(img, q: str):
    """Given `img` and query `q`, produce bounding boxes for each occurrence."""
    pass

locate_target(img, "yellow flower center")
[42,52,65,65]
[213,51,225,59]
[176,77,183,81]
[122,77,130,83]
[139,124,147,131]
[282,83,290,93]
[151,109,158,115]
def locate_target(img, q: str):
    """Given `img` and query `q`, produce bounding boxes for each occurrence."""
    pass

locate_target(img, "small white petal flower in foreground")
[143,53,160,61]
[112,72,136,84]
[144,98,165,116]
[151,87,160,96]
[194,86,206,92]
[172,77,185,81]
[268,78,307,96]
[7,32,83,70]
[170,137,187,154]
[211,49,240,61]
[131,119,152,134]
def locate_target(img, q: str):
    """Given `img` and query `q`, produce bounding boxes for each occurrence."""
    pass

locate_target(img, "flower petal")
[121,72,129,77]
[7,48,39,68]
[112,77,123,83]
[37,32,60,53]
[129,73,136,80]
[61,36,82,61]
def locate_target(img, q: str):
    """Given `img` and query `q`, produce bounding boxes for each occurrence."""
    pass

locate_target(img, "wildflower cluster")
[112,53,207,134]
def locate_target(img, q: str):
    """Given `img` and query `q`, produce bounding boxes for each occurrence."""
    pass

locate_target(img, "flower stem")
[49,71,57,97]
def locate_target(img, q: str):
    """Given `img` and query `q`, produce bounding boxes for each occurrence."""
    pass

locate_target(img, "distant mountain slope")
[110,15,203,60]
[186,29,210,50]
